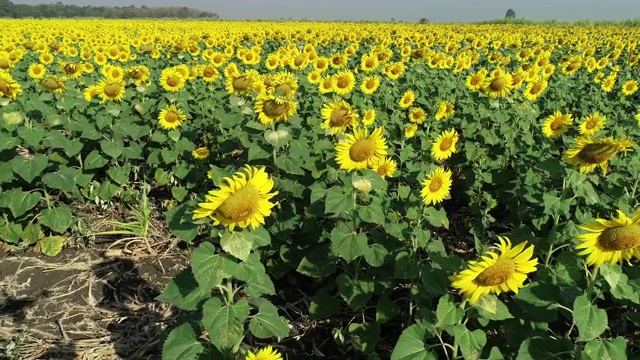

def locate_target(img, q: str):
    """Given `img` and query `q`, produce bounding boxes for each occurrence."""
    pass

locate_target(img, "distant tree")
[418,18,430,24]
[505,9,516,19]
[0,0,15,17]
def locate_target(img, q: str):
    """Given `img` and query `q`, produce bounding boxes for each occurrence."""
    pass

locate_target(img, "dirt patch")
[0,247,190,360]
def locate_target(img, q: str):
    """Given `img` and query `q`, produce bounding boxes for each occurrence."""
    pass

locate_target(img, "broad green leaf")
[220,227,271,261]
[84,150,109,170]
[296,244,337,278]
[12,154,48,183]
[100,139,124,159]
[513,282,559,322]
[40,236,65,257]
[435,294,464,329]
[20,222,42,244]
[0,221,22,244]
[248,299,289,339]
[202,297,244,349]
[582,337,627,360]
[600,263,640,304]
[42,167,78,193]
[309,287,341,320]
[191,242,235,291]
[424,206,449,228]
[0,189,41,218]
[473,294,513,321]
[39,205,73,233]
[162,321,219,360]
[324,186,352,215]
[157,269,210,311]
[573,294,608,341]
[17,125,46,147]
[542,192,571,218]
[348,321,380,353]
[453,324,486,360]
[390,324,438,360]
[165,203,199,243]
[233,253,275,297]
[515,336,573,360]
[363,243,388,267]
[337,273,374,310]
[108,165,131,186]
[376,295,401,324]
[330,223,368,262]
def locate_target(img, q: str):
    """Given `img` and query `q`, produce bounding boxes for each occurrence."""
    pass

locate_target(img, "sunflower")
[523,78,548,101]
[40,75,67,94]
[192,166,278,231]
[420,166,452,206]
[404,124,418,138]
[483,69,513,98]
[0,71,22,100]
[621,80,639,96]
[399,90,416,109]
[160,69,186,92]
[27,63,46,79]
[319,75,334,94]
[192,147,210,160]
[579,112,606,136]
[332,70,356,95]
[255,94,297,125]
[465,69,487,92]
[563,137,634,175]
[408,107,427,124]
[576,209,640,268]
[372,157,397,178]
[270,71,298,98]
[158,104,187,130]
[335,127,388,171]
[96,77,126,102]
[601,76,616,93]
[307,70,322,84]
[360,76,380,95]
[360,53,379,73]
[450,237,538,304]
[127,65,151,86]
[435,101,455,121]
[542,111,572,139]
[199,64,219,83]
[83,85,99,101]
[245,346,283,360]
[39,53,54,65]
[225,71,260,95]
[330,53,348,69]
[362,109,376,126]
[432,129,459,161]
[321,99,358,134]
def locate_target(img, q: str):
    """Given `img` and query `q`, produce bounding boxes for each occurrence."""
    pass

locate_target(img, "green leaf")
[42,167,78,193]
[166,203,199,243]
[162,321,218,360]
[390,324,438,360]
[542,192,571,218]
[309,287,341,320]
[100,139,124,159]
[40,236,65,257]
[376,295,401,323]
[582,337,627,360]
[358,204,385,225]
[12,154,48,183]
[20,222,42,244]
[84,150,109,170]
[424,206,449,228]
[248,299,289,339]
[573,181,599,206]
[0,221,22,244]
[573,294,608,341]
[233,253,275,297]
[17,125,46,148]
[600,263,640,304]
[435,294,464,329]
[220,227,271,261]
[157,269,210,311]
[108,165,131,186]
[513,282,559,322]
[453,325,486,360]
[473,294,513,321]
[39,205,73,233]
[330,223,368,262]
[275,155,305,176]
[191,242,235,291]
[202,297,244,349]
[0,189,41,218]
[155,168,172,186]
[324,186,352,215]
[296,244,336,278]
[515,336,573,360]
[348,321,380,353]
[171,186,188,202]
[337,273,374,310]
[363,243,388,267]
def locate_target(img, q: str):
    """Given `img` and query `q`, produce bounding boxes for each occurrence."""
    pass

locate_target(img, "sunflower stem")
[585,266,599,299]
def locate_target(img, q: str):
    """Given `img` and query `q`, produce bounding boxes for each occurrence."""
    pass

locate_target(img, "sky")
[12,0,640,22]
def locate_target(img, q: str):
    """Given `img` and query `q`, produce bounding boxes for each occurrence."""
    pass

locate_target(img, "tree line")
[0,0,219,19]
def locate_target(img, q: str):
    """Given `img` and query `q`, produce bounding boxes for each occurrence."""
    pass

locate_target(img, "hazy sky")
[12,0,640,22]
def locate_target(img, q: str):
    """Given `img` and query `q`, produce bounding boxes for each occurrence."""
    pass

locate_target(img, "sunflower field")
[1,19,640,360]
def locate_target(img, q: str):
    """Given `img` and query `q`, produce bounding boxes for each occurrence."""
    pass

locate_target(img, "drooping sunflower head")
[563,136,635,175]
[192,166,278,232]
[576,209,640,268]
[321,99,358,135]
[255,94,297,125]
[542,111,572,139]
[40,75,67,94]
[335,127,388,171]
[420,166,452,206]
[158,104,187,130]
[450,236,538,304]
